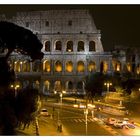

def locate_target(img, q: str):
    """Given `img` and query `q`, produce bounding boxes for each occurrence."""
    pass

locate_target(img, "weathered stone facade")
[1,10,113,95]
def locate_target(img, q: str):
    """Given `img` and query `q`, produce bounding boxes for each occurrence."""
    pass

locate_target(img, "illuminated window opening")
[127,63,131,72]
[43,60,51,72]
[136,64,140,74]
[55,61,62,72]
[23,61,30,72]
[77,61,85,72]
[66,61,73,72]
[44,80,50,91]
[88,61,96,72]
[100,61,108,73]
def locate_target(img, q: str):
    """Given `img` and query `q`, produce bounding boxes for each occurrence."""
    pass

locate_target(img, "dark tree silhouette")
[0,21,43,61]
[0,21,44,135]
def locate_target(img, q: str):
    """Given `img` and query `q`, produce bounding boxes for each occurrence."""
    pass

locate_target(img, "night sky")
[0,4,140,51]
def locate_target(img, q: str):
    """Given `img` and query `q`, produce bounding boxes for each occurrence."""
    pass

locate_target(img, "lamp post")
[84,107,88,135]
[11,84,20,97]
[104,82,112,93]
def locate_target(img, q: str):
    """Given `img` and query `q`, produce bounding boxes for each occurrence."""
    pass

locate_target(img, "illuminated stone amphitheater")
[0,10,113,95]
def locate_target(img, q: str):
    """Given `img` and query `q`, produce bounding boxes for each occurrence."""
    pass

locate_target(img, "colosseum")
[0,9,113,95]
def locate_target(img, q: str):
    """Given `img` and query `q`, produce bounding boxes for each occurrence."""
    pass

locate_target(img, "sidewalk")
[16,116,69,136]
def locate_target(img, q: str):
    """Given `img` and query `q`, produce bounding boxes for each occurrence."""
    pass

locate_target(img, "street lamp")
[104,82,112,93]
[11,84,20,97]
[84,107,88,135]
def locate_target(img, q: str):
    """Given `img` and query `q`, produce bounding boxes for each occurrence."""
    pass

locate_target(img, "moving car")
[40,108,49,117]
[125,123,135,129]
[106,118,117,125]
[114,120,124,128]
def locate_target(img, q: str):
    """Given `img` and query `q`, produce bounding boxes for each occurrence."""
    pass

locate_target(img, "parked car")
[40,108,49,117]
[114,120,124,128]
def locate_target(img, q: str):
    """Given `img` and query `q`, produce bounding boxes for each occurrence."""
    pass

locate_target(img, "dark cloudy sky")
[0,4,140,51]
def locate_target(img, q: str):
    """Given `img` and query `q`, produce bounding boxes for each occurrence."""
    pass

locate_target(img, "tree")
[0,21,44,135]
[15,87,41,130]
[85,73,109,99]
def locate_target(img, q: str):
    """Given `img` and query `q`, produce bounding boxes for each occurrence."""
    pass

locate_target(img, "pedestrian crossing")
[62,117,95,123]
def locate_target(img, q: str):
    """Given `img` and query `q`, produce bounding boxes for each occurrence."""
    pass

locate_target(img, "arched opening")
[55,61,62,72]
[77,41,84,52]
[88,61,96,72]
[136,64,140,74]
[66,61,73,72]
[55,40,62,51]
[66,41,73,52]
[14,61,21,72]
[77,81,84,91]
[126,63,131,72]
[22,60,30,72]
[100,61,108,73]
[43,80,50,94]
[32,60,41,72]
[33,80,40,89]
[77,61,85,72]
[43,60,51,72]
[54,81,62,92]
[44,41,50,52]
[89,41,96,51]
[66,81,73,90]
[22,80,30,88]
[115,61,121,72]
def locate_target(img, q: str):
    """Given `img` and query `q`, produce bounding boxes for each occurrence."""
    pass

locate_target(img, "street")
[39,100,140,136]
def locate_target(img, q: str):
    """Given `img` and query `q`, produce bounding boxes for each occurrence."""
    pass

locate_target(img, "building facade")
[0,10,113,95]
[112,45,140,77]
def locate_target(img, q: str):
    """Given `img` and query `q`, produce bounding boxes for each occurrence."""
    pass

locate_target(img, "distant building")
[0,10,113,95]
[112,45,140,77]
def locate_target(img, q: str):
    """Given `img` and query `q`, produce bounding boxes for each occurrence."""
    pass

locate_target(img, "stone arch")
[77,81,84,91]
[66,81,73,90]
[33,80,40,89]
[114,61,121,72]
[43,60,51,72]
[55,60,62,72]
[32,60,41,72]
[66,61,73,72]
[55,40,62,51]
[126,62,131,72]
[22,60,30,72]
[88,61,96,72]
[77,41,84,52]
[44,40,50,52]
[43,80,50,94]
[14,60,21,72]
[77,61,85,72]
[54,80,62,91]
[89,41,96,51]
[66,41,73,52]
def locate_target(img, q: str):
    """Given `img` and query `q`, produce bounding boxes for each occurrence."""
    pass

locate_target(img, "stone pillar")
[30,62,33,72]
